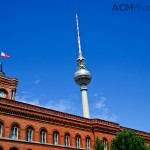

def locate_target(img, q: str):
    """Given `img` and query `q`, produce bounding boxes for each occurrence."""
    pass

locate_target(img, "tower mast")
[76,14,82,55]
[74,14,92,118]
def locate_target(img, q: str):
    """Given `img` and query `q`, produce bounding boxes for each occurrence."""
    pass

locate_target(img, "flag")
[1,52,10,58]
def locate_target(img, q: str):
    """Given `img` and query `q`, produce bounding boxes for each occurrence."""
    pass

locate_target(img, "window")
[0,147,3,150]
[76,135,81,148]
[0,90,7,99]
[86,137,90,149]
[0,122,3,137]
[40,129,46,143]
[103,139,107,150]
[53,131,58,145]
[11,124,18,139]
[65,133,70,147]
[10,148,19,150]
[26,127,33,142]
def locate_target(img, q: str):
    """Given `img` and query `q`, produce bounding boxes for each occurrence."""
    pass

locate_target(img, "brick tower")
[0,62,18,100]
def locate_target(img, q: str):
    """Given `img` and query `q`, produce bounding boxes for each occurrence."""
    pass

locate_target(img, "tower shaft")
[81,85,90,118]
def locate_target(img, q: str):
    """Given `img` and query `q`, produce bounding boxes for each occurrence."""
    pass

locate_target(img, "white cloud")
[44,99,75,113]
[34,79,40,85]
[17,92,77,115]
[94,113,118,122]
[96,96,106,109]
[21,91,27,94]
[89,93,99,97]
[20,99,40,106]
[17,91,117,122]
[91,96,118,122]
[17,94,40,106]
[93,93,99,97]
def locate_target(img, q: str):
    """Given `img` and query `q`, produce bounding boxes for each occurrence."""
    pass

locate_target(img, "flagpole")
[0,51,3,75]
[0,51,3,72]
[0,51,2,63]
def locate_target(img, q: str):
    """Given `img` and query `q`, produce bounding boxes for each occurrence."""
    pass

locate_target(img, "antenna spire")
[76,14,82,55]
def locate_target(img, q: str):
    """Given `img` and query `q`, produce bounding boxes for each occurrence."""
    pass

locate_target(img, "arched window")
[103,139,107,150]
[65,133,70,147]
[53,131,58,145]
[0,122,3,137]
[40,129,46,143]
[26,127,33,142]
[76,135,81,148]
[86,137,90,149]
[11,124,18,139]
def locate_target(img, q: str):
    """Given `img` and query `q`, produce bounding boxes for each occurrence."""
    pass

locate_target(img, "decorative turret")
[74,14,92,118]
[0,60,18,100]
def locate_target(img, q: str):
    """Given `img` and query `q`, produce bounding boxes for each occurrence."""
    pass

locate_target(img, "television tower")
[74,14,92,118]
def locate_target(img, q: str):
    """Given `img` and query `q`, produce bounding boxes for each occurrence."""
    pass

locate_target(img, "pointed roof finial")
[0,62,5,76]
[76,14,82,56]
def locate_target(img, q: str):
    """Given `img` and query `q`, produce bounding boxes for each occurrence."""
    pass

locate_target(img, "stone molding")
[0,97,150,140]
[121,126,150,141]
[0,137,88,150]
[0,98,120,134]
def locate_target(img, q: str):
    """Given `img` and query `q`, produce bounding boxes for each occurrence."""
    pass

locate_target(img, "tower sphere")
[74,68,92,86]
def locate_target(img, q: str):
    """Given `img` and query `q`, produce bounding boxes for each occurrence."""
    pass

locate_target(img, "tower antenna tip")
[76,13,82,55]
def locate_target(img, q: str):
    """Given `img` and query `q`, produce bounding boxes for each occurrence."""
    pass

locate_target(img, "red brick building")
[0,70,150,150]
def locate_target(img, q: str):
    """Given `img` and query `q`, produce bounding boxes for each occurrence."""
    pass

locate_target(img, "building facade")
[0,73,150,150]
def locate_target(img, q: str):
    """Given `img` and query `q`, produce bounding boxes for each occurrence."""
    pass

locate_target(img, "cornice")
[91,119,119,128]
[0,75,18,81]
[0,102,93,131]
[0,76,18,88]
[121,126,150,141]
[0,98,119,130]
[0,98,149,139]
[92,122,120,135]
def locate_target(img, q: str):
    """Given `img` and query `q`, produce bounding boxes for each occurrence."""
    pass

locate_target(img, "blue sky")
[0,0,150,133]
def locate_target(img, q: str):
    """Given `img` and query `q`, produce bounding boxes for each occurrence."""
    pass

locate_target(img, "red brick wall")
[0,113,115,150]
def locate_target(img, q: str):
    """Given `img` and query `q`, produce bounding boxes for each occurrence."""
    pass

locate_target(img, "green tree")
[111,129,148,150]
[146,145,150,150]
[93,136,104,150]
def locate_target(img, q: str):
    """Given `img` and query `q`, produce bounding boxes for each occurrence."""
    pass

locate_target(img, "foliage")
[111,129,148,150]
[93,136,104,150]
[146,145,150,150]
